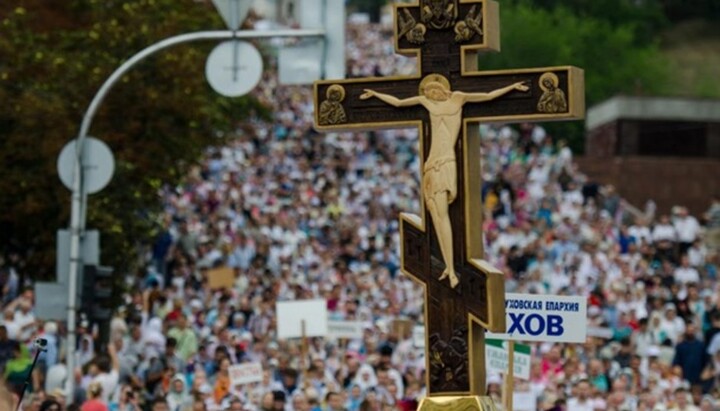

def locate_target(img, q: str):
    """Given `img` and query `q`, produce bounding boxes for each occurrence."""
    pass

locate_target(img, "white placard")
[485,340,531,380]
[487,293,587,343]
[327,320,363,339]
[276,299,328,339]
[229,362,263,386]
[587,327,614,339]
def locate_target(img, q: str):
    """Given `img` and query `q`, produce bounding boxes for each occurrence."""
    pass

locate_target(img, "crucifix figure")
[360,77,529,288]
[313,0,584,407]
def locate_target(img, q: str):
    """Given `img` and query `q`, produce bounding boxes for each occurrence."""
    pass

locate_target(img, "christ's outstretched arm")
[458,81,529,103]
[360,89,422,107]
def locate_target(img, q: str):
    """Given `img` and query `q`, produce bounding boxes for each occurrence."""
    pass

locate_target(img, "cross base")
[418,395,498,411]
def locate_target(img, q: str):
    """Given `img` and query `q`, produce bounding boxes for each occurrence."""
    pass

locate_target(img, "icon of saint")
[318,85,347,125]
[537,72,567,113]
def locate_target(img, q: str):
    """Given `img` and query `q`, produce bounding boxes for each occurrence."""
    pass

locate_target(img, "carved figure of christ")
[360,78,528,287]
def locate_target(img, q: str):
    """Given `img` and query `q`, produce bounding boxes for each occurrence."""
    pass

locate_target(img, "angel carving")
[454,5,483,43]
[398,8,427,45]
[421,0,457,29]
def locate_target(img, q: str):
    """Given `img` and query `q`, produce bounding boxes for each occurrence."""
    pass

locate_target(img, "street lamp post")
[64,28,325,403]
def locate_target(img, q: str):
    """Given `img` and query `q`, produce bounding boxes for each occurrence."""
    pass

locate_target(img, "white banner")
[487,293,587,343]
[229,362,263,386]
[587,327,613,339]
[327,320,364,339]
[276,299,328,339]
[485,339,531,380]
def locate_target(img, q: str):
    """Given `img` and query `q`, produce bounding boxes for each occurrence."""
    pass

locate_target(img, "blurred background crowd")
[1,20,720,411]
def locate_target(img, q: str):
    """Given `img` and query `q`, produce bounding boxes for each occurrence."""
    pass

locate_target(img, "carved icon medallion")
[318,84,348,126]
[537,72,568,113]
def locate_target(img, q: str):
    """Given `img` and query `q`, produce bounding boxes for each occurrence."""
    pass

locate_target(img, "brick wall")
[585,121,618,158]
[576,156,720,216]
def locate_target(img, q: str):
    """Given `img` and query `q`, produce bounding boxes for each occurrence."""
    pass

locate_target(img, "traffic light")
[81,264,114,322]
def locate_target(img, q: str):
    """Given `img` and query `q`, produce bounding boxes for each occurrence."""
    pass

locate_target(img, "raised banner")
[327,320,364,339]
[228,362,263,386]
[485,339,531,380]
[486,293,587,343]
[276,299,328,339]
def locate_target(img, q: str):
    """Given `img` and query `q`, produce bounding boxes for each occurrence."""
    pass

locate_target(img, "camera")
[34,338,48,352]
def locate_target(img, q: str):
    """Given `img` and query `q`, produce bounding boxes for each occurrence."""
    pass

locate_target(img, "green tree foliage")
[0,0,265,282]
[516,0,668,43]
[480,1,670,150]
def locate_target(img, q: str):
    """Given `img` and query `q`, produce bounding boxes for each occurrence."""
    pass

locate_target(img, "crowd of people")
[2,16,720,411]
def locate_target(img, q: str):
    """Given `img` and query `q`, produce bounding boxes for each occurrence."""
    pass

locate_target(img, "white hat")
[44,321,58,335]
[486,373,502,385]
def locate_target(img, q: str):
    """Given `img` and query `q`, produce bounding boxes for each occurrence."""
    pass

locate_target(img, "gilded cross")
[313,0,584,399]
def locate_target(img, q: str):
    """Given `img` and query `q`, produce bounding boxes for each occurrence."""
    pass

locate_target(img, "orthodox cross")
[313,0,584,398]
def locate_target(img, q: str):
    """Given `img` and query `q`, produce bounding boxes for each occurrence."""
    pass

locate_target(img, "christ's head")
[423,81,451,101]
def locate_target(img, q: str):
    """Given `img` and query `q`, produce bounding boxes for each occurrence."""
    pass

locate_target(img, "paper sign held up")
[485,339,531,380]
[207,267,235,289]
[229,362,263,386]
[487,293,587,343]
[276,299,328,339]
[327,320,364,339]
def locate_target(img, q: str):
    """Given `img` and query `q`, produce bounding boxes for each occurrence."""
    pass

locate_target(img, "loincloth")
[423,156,457,203]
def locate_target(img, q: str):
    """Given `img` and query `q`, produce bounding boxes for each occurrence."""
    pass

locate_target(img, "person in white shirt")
[674,207,701,256]
[0,309,20,340]
[674,255,700,285]
[653,215,678,262]
[88,339,121,403]
[12,300,36,342]
[629,217,653,245]
[660,304,686,345]
[653,215,677,243]
[668,387,700,411]
[566,379,594,411]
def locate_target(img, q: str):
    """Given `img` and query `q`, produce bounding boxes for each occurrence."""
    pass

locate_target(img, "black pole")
[16,340,46,411]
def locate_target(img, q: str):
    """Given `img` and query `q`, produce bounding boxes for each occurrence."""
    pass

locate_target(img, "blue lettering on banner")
[547,315,564,336]
[505,299,542,310]
[525,314,544,336]
[545,302,579,312]
[508,313,565,337]
[508,313,524,334]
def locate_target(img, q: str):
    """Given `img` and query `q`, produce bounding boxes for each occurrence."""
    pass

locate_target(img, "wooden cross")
[313,0,584,398]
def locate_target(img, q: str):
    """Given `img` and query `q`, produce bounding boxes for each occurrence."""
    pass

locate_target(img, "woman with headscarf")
[352,364,377,392]
[141,290,167,360]
[167,373,191,411]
